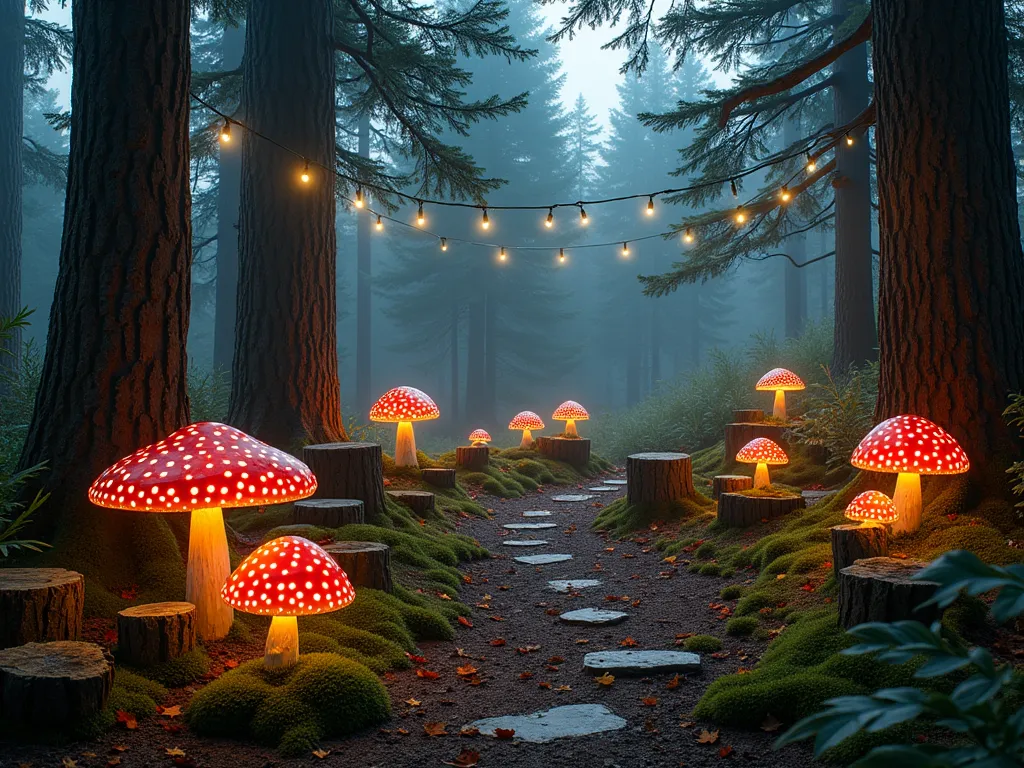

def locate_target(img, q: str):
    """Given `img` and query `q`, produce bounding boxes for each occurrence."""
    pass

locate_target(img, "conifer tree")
[565,94,602,200]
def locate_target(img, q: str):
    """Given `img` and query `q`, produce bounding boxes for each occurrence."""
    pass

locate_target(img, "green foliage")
[593,494,716,538]
[1002,392,1024,509]
[187,367,230,423]
[121,648,211,688]
[725,615,758,637]
[788,363,878,470]
[684,634,723,653]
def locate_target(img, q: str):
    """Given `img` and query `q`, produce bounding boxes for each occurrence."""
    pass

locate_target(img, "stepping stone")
[548,579,602,593]
[587,486,617,492]
[469,703,626,743]
[559,608,628,626]
[583,650,701,676]
[514,554,573,565]
[503,522,557,530]
[523,510,553,517]
[552,494,595,502]
[803,490,837,505]
[603,479,627,486]
[502,540,548,547]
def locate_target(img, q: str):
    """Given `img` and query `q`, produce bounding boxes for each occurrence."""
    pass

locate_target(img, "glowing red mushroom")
[370,386,440,468]
[844,490,899,526]
[755,368,805,420]
[221,535,354,668]
[509,411,545,448]
[850,415,969,535]
[468,429,492,447]
[735,437,788,489]
[88,422,317,640]
[552,400,589,438]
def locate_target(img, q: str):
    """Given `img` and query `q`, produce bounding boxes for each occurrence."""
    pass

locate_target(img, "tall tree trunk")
[449,301,459,426]
[18,1,192,550]
[782,104,806,339]
[873,0,1024,483]
[831,0,876,369]
[355,112,372,414]
[465,298,485,423]
[229,0,345,447]
[0,0,24,381]
[212,21,244,374]
[483,292,497,423]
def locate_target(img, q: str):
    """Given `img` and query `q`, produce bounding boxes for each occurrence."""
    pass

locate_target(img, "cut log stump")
[732,409,765,423]
[717,492,805,527]
[323,542,393,593]
[830,524,889,581]
[0,568,84,650]
[838,557,941,629]
[302,442,386,522]
[712,474,753,500]
[421,468,456,489]
[0,641,114,726]
[294,498,365,528]
[456,445,490,471]
[387,490,435,517]
[626,453,694,505]
[538,437,591,467]
[117,602,196,667]
[724,423,788,464]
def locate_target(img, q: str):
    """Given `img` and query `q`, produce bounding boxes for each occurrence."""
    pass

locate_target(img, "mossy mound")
[735,484,802,499]
[451,446,614,498]
[720,584,744,600]
[187,653,390,756]
[593,494,715,538]
[725,616,758,637]
[683,634,723,653]
[120,647,211,688]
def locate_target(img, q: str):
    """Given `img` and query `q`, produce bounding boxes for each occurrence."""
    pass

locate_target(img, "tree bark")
[831,0,877,370]
[717,492,805,526]
[731,409,764,423]
[322,541,392,593]
[212,21,245,374]
[0,568,84,649]
[830,523,888,581]
[229,0,346,447]
[0,0,24,382]
[873,0,1024,478]
[626,452,694,504]
[17,0,192,557]
[456,444,489,470]
[782,79,806,340]
[538,437,592,468]
[116,601,196,666]
[387,490,436,518]
[712,474,753,500]
[302,442,386,522]
[355,112,372,415]
[838,557,942,629]
[293,498,364,527]
[421,467,457,489]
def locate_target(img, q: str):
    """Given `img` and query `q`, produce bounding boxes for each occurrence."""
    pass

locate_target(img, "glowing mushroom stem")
[264,615,299,669]
[753,462,770,489]
[520,428,535,449]
[395,420,418,468]
[563,419,578,438]
[186,507,234,641]
[772,390,787,420]
[891,472,922,536]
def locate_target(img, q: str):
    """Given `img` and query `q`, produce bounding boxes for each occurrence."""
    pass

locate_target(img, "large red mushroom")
[508,411,545,448]
[552,400,589,438]
[468,429,492,447]
[755,368,805,420]
[370,386,439,468]
[735,437,788,488]
[844,490,899,526]
[88,422,317,640]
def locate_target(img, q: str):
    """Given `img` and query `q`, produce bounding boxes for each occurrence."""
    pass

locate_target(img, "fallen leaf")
[696,729,720,744]
[493,727,515,740]
[159,705,182,718]
[679,721,695,728]
[312,748,330,759]
[620,636,638,647]
[62,759,77,768]
[776,573,787,580]
[443,748,481,767]
[556,685,572,692]
[575,638,590,644]
[516,644,541,654]
[489,638,506,647]
[165,748,186,757]
[106,759,122,767]
[666,674,681,690]
[718,745,734,758]
[114,710,137,730]
[224,658,239,669]
[110,745,128,753]
[760,714,782,733]
[595,672,615,686]
[406,652,429,663]
[456,665,478,676]
[460,727,480,737]
[424,722,448,737]
[489,615,505,622]
[537,681,551,689]
[518,671,534,680]
[644,717,658,733]
[416,668,441,680]
[641,697,658,707]
[547,656,565,664]
[458,617,474,628]
[405,698,422,707]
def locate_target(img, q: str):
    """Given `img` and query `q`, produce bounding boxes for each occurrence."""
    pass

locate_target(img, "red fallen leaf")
[800,582,816,592]
[641,697,658,706]
[620,636,638,647]
[462,574,473,584]
[489,638,506,647]
[460,727,480,737]
[547,656,565,664]
[666,674,682,690]
[406,652,428,663]
[415,668,441,679]
[493,727,515,740]
[518,671,534,680]
[946,513,958,521]
[489,616,505,622]
[224,658,239,669]
[632,599,642,607]
[458,617,474,628]
[162,724,183,734]
[456,665,478,676]
[824,597,834,603]
[115,710,137,730]
[118,584,139,600]
[718,745,734,758]
[710,651,731,659]
[424,722,448,737]
[545,664,560,672]
[443,748,481,767]
[538,681,552,689]
[516,645,541,654]
[822,561,832,569]
[102,629,117,644]
[544,608,559,616]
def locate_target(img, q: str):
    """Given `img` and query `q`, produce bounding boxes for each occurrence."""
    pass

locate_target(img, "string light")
[375,215,383,231]
[845,134,854,146]
[646,196,655,216]
[219,119,231,143]
[579,205,589,225]
[683,227,694,244]
[730,178,738,198]
[558,248,565,264]
[481,208,490,229]
[621,242,630,258]
[300,160,311,184]
[416,200,426,226]
[806,153,817,173]
[355,187,364,208]
[780,185,791,203]
[498,246,507,262]
[735,206,747,225]
[440,237,448,252]
[545,207,554,228]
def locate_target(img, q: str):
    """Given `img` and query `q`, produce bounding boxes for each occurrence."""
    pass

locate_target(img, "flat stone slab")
[583,650,701,676]
[503,522,557,530]
[552,494,595,502]
[514,554,573,565]
[502,540,549,547]
[803,490,837,505]
[603,479,627,486]
[559,608,628,626]
[469,703,626,743]
[548,579,602,593]
[523,510,553,517]
[587,486,617,492]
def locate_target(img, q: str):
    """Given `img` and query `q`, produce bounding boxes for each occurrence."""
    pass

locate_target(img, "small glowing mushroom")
[468,429,492,447]
[850,415,969,535]
[88,422,317,641]
[735,437,788,489]
[755,368,805,420]
[221,535,355,668]
[369,386,440,469]
[509,411,545,449]
[552,400,589,438]
[844,490,899,527]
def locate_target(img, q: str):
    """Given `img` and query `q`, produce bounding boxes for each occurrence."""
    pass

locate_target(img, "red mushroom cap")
[552,400,589,421]
[850,415,969,476]
[468,429,492,443]
[509,411,545,430]
[369,386,440,423]
[755,368,805,392]
[735,437,789,466]
[844,490,899,524]
[88,422,317,512]
[221,535,355,616]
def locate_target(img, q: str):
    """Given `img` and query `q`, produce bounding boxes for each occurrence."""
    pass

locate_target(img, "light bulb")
[219,120,231,143]
[354,187,364,208]
[806,153,817,173]
[621,242,630,258]
[845,134,854,146]
[780,186,791,203]
[545,208,554,228]
[416,201,426,226]
[300,160,311,184]
[499,246,507,262]
[579,206,588,225]
[735,206,746,225]
[375,215,383,231]
[558,248,565,263]
[683,227,694,244]
[440,238,447,252]
[646,196,655,216]
[481,208,490,229]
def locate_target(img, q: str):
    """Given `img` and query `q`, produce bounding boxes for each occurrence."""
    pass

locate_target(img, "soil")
[3,475,813,767]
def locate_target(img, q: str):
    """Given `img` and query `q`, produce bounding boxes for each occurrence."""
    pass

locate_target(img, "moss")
[725,616,758,637]
[720,584,744,600]
[187,653,389,753]
[694,670,863,727]
[298,631,342,654]
[736,486,802,499]
[683,634,723,653]
[593,494,716,538]
[121,647,211,688]
[921,524,1024,564]
[694,542,717,559]
[942,595,991,638]
[699,563,722,576]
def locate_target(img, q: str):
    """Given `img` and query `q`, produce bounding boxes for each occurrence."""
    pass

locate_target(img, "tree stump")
[712,474,754,500]
[294,498,365,528]
[456,445,490,471]
[830,524,889,581]
[387,490,435,517]
[626,452,694,505]
[539,437,592,467]
[302,442,386,522]
[117,602,196,667]
[717,492,805,527]
[0,568,84,649]
[838,557,942,629]
[322,541,393,593]
[724,423,788,464]
[0,641,114,726]
[421,468,456,489]
[732,409,764,423]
